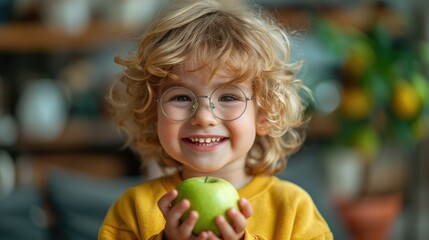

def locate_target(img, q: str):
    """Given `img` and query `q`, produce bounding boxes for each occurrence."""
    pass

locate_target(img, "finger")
[196,230,211,240]
[198,231,219,240]
[238,197,253,219]
[206,231,221,240]
[208,233,221,240]
[227,207,246,233]
[165,199,191,227]
[157,190,178,216]
[215,215,236,239]
[178,210,198,237]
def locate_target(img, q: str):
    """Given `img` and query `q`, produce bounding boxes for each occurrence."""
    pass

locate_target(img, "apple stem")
[205,176,208,183]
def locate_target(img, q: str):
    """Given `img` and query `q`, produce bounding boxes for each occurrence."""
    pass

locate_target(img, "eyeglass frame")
[156,85,253,121]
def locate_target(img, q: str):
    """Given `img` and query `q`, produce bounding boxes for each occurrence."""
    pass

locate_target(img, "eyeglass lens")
[159,85,250,121]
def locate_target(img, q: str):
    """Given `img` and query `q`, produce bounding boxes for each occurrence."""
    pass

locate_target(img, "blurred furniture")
[0,169,143,240]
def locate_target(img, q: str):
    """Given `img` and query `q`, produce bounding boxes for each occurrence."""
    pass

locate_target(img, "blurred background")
[0,0,428,239]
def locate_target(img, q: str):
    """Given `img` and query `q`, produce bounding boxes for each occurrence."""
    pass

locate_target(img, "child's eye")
[169,95,192,102]
[218,95,241,102]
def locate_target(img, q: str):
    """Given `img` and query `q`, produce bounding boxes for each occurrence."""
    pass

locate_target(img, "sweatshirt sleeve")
[98,191,140,240]
[98,224,139,240]
[147,231,165,240]
[290,190,333,240]
[242,229,267,240]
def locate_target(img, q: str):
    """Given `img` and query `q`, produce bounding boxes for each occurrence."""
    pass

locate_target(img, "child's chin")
[184,164,226,174]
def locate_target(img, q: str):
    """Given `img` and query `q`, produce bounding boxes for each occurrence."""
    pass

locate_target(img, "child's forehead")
[159,64,253,92]
[170,63,245,84]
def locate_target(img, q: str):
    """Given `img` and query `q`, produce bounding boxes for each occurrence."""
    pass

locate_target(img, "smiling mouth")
[185,137,225,146]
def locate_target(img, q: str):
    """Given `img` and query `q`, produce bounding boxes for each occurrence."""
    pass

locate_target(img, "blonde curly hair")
[107,0,312,175]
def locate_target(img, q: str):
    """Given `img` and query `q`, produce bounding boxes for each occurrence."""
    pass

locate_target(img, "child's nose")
[190,100,218,126]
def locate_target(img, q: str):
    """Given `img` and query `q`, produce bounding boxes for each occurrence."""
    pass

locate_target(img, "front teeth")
[189,137,221,143]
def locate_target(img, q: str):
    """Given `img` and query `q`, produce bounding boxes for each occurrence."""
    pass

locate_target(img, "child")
[99,0,332,239]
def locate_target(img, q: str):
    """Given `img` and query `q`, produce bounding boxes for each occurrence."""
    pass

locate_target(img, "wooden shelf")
[2,118,125,156]
[0,22,133,53]
[0,6,405,53]
[270,5,405,35]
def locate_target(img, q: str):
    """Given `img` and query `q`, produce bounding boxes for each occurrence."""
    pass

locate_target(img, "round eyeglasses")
[156,85,253,121]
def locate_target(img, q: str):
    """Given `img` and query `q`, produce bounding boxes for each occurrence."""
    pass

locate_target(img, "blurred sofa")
[0,169,142,240]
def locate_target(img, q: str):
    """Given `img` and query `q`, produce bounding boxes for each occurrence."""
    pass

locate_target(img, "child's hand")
[213,197,253,240]
[158,190,212,239]
[158,190,253,240]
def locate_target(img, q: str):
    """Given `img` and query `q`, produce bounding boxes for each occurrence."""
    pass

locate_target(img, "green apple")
[173,176,240,236]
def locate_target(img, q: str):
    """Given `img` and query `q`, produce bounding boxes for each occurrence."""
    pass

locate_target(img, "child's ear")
[256,114,270,136]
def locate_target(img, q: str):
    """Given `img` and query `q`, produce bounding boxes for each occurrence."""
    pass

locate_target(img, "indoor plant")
[315,9,429,239]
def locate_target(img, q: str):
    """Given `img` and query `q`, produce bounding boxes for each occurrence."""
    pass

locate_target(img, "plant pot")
[335,193,402,240]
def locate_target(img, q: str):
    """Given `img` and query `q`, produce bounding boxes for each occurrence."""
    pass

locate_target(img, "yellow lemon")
[392,81,421,120]
[343,41,374,78]
[340,87,372,119]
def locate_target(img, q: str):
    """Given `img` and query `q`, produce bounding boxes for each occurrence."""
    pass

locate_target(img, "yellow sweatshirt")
[99,173,333,239]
